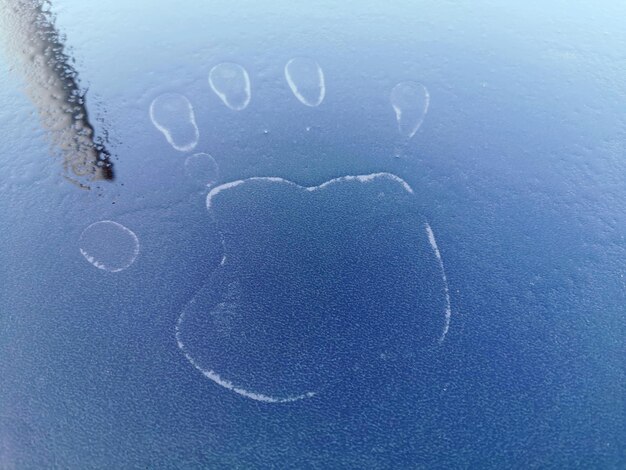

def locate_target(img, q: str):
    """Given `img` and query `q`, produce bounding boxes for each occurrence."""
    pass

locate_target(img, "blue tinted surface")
[0,0,625,467]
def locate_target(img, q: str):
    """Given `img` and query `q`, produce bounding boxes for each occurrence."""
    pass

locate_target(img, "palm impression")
[176,173,450,402]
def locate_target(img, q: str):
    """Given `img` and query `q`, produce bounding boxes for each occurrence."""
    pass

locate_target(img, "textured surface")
[0,0,625,467]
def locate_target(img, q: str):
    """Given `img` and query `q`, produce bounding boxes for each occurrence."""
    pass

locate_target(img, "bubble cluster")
[79,220,140,273]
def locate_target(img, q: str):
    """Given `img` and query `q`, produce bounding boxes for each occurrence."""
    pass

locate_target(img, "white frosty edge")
[149,94,199,152]
[79,220,140,273]
[284,58,326,107]
[425,222,452,342]
[208,63,251,111]
[206,172,414,210]
[391,82,430,138]
[175,311,315,403]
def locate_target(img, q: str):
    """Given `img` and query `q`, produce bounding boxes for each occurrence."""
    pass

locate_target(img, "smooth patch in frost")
[209,63,251,111]
[390,81,430,138]
[284,57,326,107]
[79,220,139,272]
[149,93,199,152]
[184,153,219,187]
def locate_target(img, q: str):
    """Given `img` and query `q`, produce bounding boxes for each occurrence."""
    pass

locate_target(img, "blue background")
[0,0,624,467]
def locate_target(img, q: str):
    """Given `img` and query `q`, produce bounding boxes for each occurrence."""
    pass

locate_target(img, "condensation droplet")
[284,57,326,107]
[184,152,219,187]
[149,93,199,152]
[79,220,140,272]
[390,81,430,138]
[208,63,251,111]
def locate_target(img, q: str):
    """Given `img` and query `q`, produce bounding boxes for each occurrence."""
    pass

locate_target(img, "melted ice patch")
[390,81,430,138]
[79,220,139,272]
[208,63,251,111]
[149,93,199,152]
[178,173,449,402]
[284,57,326,107]
[184,152,219,187]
